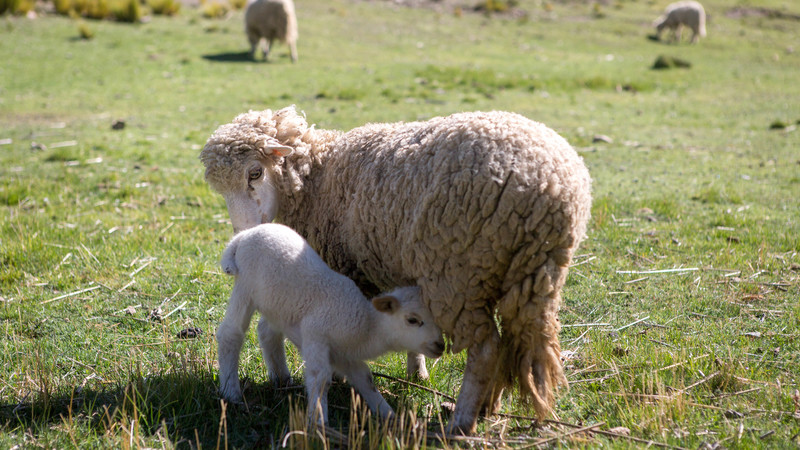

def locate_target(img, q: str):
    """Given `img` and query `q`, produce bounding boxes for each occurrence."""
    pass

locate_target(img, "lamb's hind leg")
[217,293,256,403]
[257,317,291,386]
[302,342,333,425]
[446,329,502,435]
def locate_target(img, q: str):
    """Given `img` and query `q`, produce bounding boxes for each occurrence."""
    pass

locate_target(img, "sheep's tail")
[220,234,242,276]
[496,250,572,419]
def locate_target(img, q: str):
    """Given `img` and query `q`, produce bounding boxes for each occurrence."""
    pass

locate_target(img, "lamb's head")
[371,287,445,359]
[200,108,305,233]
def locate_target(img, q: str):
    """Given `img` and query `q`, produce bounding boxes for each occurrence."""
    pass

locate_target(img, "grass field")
[1,0,799,447]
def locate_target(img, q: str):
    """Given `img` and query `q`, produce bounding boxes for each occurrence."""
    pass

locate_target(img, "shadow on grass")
[0,373,302,448]
[0,373,419,448]
[202,51,254,63]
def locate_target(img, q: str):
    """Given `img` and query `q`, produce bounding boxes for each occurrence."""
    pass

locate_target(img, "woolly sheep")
[654,1,706,44]
[200,107,592,434]
[244,0,298,63]
[217,223,445,424]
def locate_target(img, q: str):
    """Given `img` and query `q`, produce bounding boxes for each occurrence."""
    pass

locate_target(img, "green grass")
[1,0,799,447]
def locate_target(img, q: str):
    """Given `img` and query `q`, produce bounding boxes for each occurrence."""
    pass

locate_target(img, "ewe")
[201,107,592,434]
[244,0,297,62]
[216,223,444,424]
[654,1,706,44]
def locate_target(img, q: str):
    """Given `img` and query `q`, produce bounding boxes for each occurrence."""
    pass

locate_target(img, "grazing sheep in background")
[654,1,706,44]
[201,107,592,434]
[217,223,445,424]
[244,0,298,62]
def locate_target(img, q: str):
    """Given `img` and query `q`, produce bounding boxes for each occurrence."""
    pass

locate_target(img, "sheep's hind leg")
[340,360,393,420]
[446,330,501,435]
[406,352,429,380]
[264,38,273,61]
[257,317,291,386]
[216,297,256,403]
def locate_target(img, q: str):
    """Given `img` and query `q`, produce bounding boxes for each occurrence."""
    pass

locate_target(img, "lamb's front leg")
[406,352,429,380]
[302,342,333,425]
[340,360,393,420]
[257,317,291,386]
[446,330,501,435]
[216,299,256,403]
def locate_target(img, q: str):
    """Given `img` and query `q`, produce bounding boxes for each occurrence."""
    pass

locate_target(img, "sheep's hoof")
[444,421,475,437]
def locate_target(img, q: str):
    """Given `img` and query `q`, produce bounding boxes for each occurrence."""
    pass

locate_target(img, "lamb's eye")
[406,316,423,327]
[248,168,263,181]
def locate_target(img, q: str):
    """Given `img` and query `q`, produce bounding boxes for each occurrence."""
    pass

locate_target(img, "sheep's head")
[372,286,445,359]
[200,110,295,234]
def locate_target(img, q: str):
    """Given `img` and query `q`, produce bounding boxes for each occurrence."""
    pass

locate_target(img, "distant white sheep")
[244,0,298,62]
[216,223,445,424]
[654,1,706,44]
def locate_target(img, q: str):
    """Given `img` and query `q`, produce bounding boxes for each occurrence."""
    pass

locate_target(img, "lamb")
[200,107,592,434]
[216,222,445,424]
[653,1,706,44]
[244,0,298,63]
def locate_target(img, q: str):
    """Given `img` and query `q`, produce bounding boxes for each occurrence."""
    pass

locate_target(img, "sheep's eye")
[248,168,263,181]
[406,316,423,327]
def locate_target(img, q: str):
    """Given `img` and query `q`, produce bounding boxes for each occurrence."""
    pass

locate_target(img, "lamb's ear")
[372,295,399,314]
[265,144,294,158]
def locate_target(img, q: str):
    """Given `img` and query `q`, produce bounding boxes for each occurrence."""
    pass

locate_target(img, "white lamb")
[216,223,445,424]
[244,0,298,63]
[654,1,706,44]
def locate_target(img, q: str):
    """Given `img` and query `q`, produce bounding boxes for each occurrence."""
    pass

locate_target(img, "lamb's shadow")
[0,373,301,448]
[202,51,254,63]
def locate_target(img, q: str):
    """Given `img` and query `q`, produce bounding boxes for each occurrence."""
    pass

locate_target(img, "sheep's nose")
[434,340,445,354]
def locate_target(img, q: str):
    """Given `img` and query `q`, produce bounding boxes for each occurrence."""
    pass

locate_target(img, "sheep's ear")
[372,295,399,314]
[265,144,294,158]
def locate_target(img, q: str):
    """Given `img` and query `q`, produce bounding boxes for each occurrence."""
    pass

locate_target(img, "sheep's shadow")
[201,51,254,63]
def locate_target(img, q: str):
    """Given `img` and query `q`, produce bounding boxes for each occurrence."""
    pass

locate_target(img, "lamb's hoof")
[408,369,430,381]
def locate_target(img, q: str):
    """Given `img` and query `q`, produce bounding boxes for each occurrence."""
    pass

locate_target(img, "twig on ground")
[517,422,605,449]
[562,323,610,328]
[372,372,457,402]
[616,316,650,332]
[648,339,676,349]
[129,260,153,277]
[40,285,101,304]
[623,276,649,284]
[617,268,698,275]
[681,371,720,393]
[498,414,685,449]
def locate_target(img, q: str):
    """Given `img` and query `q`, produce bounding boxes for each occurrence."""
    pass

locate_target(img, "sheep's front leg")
[302,342,333,425]
[216,297,256,403]
[406,352,429,380]
[257,317,291,386]
[340,360,394,420]
[446,331,501,435]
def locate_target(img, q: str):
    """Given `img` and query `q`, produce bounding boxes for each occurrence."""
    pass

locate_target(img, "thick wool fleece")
[200,107,592,417]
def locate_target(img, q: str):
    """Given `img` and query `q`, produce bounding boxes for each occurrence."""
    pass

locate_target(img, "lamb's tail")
[220,234,242,276]
[496,249,572,418]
